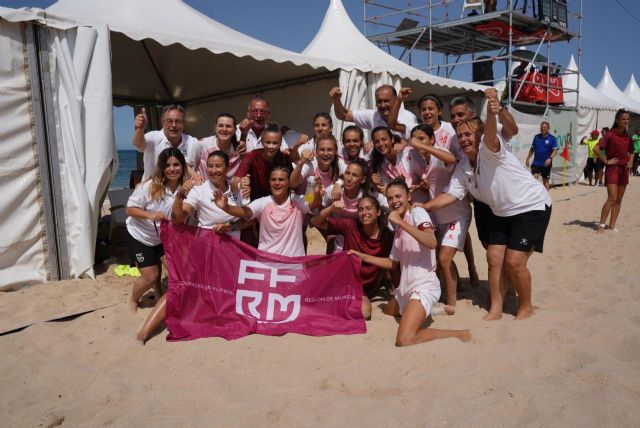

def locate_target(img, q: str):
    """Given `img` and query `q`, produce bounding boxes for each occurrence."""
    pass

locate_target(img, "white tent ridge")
[303,0,484,92]
[624,75,640,105]
[595,66,640,115]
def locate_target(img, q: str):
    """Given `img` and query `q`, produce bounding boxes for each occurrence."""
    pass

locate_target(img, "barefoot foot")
[515,307,534,320]
[483,311,502,321]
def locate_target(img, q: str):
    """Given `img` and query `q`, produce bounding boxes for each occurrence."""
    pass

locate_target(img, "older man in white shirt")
[236,96,289,154]
[330,84,418,141]
[132,105,202,182]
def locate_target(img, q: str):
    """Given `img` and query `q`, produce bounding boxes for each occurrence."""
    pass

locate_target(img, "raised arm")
[132,107,147,151]
[484,89,500,153]
[311,200,344,229]
[213,190,253,220]
[387,87,411,135]
[388,210,437,249]
[289,150,313,189]
[329,87,353,122]
[414,143,457,165]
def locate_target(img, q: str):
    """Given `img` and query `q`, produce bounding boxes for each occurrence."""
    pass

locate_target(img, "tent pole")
[25,24,70,281]
[140,40,174,102]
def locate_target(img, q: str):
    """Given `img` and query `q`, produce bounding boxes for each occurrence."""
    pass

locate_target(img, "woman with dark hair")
[196,113,245,179]
[290,133,347,191]
[341,125,370,162]
[594,109,634,233]
[289,112,334,160]
[125,148,188,313]
[173,150,248,237]
[349,178,468,346]
[312,195,393,320]
[370,126,429,203]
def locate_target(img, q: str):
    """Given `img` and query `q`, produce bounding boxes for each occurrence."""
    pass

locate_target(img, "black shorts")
[473,199,493,244]
[488,205,552,253]
[531,165,551,179]
[124,228,164,268]
[595,158,605,171]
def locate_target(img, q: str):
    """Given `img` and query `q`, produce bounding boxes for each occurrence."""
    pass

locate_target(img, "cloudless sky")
[2,0,638,149]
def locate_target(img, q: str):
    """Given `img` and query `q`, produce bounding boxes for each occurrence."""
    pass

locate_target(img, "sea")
[111,150,138,189]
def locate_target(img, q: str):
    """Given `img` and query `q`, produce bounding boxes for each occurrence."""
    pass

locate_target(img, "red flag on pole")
[560,144,570,162]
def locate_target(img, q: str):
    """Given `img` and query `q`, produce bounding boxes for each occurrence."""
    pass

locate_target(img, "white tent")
[302,0,485,138]
[0,0,485,290]
[595,67,640,115]
[0,6,114,290]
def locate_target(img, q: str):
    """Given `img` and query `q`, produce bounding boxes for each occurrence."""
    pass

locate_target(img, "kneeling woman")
[349,179,470,347]
[312,195,393,320]
[125,148,188,313]
[421,90,551,320]
[215,165,321,257]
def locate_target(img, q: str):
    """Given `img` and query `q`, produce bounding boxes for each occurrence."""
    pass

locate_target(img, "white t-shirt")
[236,126,288,153]
[248,194,311,257]
[184,180,245,239]
[352,108,418,141]
[299,158,348,190]
[445,134,552,217]
[424,149,471,225]
[126,180,178,246]
[139,130,200,181]
[434,123,464,160]
[389,208,440,298]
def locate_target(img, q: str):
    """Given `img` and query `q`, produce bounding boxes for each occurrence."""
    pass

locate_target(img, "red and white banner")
[161,222,366,341]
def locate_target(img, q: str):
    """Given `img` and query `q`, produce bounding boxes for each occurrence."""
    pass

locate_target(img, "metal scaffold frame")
[364,0,583,113]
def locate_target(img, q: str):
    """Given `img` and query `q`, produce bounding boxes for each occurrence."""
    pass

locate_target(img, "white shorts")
[395,287,440,318]
[436,217,471,252]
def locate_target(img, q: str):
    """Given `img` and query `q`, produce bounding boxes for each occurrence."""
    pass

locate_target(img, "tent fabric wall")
[0,9,116,289]
[0,20,48,289]
[48,23,116,280]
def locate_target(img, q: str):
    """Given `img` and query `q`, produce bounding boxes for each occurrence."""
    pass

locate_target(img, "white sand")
[1,181,640,427]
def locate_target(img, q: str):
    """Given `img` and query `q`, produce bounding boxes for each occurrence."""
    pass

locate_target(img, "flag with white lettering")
[161,222,366,341]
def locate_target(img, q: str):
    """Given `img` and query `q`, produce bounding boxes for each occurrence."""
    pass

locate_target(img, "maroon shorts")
[604,164,629,186]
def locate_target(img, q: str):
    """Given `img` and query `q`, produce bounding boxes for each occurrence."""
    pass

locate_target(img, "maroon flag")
[161,222,366,341]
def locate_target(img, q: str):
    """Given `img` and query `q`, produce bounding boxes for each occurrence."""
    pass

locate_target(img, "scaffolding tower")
[364,0,583,114]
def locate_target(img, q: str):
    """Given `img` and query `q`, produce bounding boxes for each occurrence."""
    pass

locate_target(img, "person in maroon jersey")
[594,109,634,233]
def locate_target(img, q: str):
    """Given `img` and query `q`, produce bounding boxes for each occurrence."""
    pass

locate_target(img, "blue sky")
[2,0,638,149]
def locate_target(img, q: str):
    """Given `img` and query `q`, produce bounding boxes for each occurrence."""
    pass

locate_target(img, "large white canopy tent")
[302,0,485,139]
[0,0,484,290]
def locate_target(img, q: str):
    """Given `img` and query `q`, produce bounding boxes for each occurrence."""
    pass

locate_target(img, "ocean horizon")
[111,150,137,189]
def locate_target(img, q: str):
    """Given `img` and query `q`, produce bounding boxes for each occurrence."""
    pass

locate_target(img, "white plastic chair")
[462,0,484,18]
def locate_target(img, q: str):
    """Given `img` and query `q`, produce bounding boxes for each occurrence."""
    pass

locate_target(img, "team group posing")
[124,84,632,346]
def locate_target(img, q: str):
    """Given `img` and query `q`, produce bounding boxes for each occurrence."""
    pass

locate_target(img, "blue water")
[111,150,138,189]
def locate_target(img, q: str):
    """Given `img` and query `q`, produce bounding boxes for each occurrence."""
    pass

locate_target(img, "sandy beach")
[2,179,640,427]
